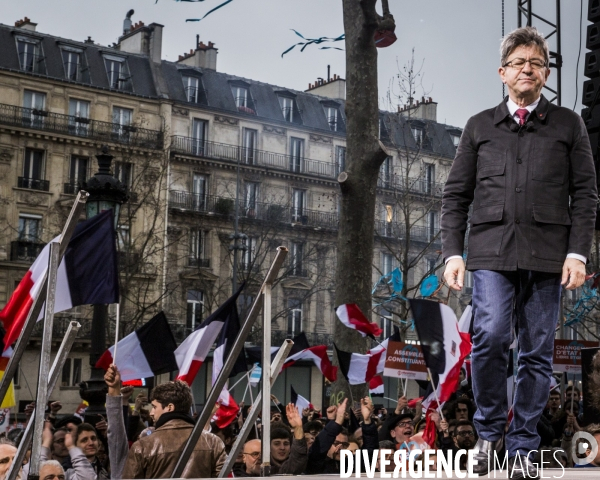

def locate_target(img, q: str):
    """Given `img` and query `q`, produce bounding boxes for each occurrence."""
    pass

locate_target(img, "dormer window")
[104,55,132,92]
[182,75,207,104]
[230,83,256,115]
[61,46,89,82]
[412,126,423,145]
[16,37,45,74]
[446,128,462,148]
[322,102,345,133]
[277,93,302,124]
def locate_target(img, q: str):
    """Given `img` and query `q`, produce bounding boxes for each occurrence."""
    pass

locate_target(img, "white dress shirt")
[445,98,586,265]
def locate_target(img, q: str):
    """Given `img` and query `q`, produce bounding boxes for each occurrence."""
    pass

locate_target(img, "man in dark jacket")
[442,26,597,479]
[122,380,226,478]
[306,398,349,474]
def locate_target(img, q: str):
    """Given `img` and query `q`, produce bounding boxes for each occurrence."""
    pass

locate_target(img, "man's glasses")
[456,431,475,437]
[333,441,350,448]
[502,58,547,70]
[243,452,260,459]
[395,421,413,428]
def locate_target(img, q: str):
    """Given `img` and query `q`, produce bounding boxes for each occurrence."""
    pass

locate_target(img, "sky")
[1,0,590,128]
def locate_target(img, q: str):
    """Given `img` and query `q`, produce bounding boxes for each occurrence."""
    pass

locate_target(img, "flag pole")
[0,191,88,407]
[570,374,575,413]
[7,321,82,480]
[29,242,60,478]
[427,367,445,421]
[229,365,256,392]
[113,303,121,364]
[171,246,288,479]
[245,373,259,439]
[219,339,294,478]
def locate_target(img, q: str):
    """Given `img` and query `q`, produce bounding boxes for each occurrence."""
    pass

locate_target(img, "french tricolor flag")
[291,385,313,411]
[175,285,244,386]
[336,304,383,339]
[96,312,178,381]
[210,291,246,428]
[0,210,119,349]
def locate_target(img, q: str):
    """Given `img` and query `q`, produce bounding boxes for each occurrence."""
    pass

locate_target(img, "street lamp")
[79,146,128,421]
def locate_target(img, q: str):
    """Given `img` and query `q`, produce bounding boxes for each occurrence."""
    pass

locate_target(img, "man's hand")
[562,258,586,290]
[133,393,148,415]
[104,364,121,396]
[121,385,134,406]
[444,258,465,291]
[395,396,408,415]
[42,420,54,448]
[50,401,62,415]
[65,432,74,450]
[440,419,449,437]
[360,397,374,425]
[286,403,304,439]
[24,402,35,421]
[326,405,337,421]
[335,398,348,425]
[95,415,108,438]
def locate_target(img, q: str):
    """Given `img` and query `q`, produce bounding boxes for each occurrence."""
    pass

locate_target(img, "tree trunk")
[332,0,394,405]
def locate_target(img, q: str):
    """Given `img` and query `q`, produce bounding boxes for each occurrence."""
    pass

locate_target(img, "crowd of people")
[0,366,598,478]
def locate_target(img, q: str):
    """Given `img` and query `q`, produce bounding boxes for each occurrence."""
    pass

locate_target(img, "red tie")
[515,108,529,126]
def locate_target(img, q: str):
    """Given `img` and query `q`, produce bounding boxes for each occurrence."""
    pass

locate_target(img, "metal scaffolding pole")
[219,339,294,478]
[170,246,288,479]
[260,282,273,477]
[517,0,562,105]
[28,242,60,479]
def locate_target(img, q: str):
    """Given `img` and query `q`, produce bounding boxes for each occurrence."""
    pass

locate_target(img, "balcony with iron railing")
[377,174,444,197]
[187,257,210,268]
[10,240,45,262]
[170,137,337,179]
[18,177,49,191]
[0,103,163,150]
[375,220,441,244]
[169,191,339,230]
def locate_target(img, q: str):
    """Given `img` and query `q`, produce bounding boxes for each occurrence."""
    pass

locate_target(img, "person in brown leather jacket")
[122,380,226,478]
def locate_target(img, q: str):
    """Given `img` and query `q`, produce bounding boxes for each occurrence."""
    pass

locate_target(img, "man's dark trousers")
[471,269,561,457]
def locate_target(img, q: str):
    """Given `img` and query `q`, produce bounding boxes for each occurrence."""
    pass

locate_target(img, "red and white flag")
[283,345,337,382]
[369,375,384,396]
[213,389,239,429]
[336,304,383,339]
[334,328,401,385]
[0,210,119,349]
[409,299,472,404]
[334,345,380,385]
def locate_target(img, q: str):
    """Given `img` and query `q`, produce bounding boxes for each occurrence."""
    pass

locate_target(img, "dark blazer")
[442,95,597,273]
